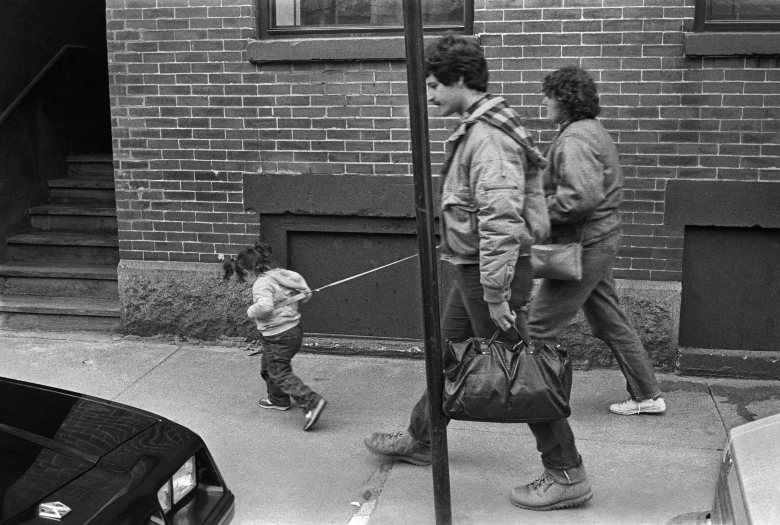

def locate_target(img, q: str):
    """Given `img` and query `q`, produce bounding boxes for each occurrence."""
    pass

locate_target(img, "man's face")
[427,74,467,117]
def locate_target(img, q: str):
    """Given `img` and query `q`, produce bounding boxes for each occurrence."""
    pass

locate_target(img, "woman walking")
[528,66,665,416]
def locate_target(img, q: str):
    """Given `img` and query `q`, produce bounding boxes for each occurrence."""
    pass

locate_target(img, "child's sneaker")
[303,397,327,431]
[259,397,291,411]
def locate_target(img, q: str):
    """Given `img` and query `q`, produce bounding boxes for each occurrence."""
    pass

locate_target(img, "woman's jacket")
[543,118,623,245]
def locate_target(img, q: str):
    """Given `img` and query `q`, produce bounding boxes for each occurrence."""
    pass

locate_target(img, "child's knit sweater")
[247,268,311,336]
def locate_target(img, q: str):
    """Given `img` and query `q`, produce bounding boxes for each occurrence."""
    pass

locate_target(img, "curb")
[303,335,425,359]
[348,461,393,525]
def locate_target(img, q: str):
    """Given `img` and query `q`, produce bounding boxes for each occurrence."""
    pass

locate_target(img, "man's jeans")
[407,257,586,475]
[260,324,318,410]
[528,231,661,402]
[438,259,533,345]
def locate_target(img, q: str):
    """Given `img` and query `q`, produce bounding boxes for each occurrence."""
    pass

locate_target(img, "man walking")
[364,34,593,511]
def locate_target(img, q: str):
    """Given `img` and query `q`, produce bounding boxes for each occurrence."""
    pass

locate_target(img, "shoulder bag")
[442,327,573,423]
[530,242,582,280]
[530,225,585,280]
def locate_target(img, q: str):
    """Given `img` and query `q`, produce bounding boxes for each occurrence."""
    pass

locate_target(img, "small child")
[223,242,326,431]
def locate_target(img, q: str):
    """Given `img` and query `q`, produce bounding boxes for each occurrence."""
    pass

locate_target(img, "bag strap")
[487,321,527,348]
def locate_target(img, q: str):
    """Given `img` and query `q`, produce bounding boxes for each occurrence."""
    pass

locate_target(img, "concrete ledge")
[118,260,252,340]
[119,259,682,371]
[554,279,681,372]
[676,348,780,380]
[244,172,441,217]
[110,259,780,379]
[303,335,425,359]
[666,180,780,227]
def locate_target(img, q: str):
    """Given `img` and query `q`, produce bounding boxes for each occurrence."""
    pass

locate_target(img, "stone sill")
[248,35,411,63]
[248,32,780,62]
[247,34,476,63]
[684,32,780,56]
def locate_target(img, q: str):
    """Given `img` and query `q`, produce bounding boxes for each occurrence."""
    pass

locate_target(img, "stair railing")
[0,45,87,128]
[0,44,91,263]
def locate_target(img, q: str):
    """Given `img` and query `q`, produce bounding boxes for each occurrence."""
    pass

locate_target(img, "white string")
[312,251,422,292]
[275,247,437,308]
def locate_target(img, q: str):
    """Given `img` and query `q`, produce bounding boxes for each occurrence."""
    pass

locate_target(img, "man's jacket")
[543,118,622,245]
[439,95,550,303]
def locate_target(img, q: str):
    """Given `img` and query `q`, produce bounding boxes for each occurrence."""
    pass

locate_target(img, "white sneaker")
[609,397,666,415]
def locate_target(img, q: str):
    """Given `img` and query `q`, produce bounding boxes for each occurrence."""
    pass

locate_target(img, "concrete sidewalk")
[1,329,779,525]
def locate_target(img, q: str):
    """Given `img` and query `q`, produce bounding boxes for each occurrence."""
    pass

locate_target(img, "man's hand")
[489,301,516,331]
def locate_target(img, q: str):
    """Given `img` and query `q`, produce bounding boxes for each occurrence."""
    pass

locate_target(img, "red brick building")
[2,0,778,376]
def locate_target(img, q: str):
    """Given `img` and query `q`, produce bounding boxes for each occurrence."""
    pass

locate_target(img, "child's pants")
[260,325,319,411]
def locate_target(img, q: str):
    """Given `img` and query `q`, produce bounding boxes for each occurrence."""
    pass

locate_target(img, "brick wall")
[106,0,780,281]
[107,0,261,263]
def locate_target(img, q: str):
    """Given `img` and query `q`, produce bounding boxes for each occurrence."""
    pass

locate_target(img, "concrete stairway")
[0,154,120,331]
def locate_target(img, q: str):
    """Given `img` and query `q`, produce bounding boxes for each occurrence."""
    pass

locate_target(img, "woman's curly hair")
[542,66,601,121]
[425,33,488,91]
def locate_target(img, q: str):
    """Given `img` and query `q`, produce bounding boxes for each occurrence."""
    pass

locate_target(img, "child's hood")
[264,268,309,292]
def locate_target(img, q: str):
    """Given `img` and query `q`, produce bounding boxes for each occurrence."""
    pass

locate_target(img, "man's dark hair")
[425,33,488,92]
[542,66,601,121]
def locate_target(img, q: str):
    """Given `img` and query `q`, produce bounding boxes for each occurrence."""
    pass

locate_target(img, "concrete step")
[0,294,119,332]
[48,178,116,205]
[0,154,119,333]
[0,263,118,299]
[7,232,119,265]
[66,154,114,179]
[29,204,117,233]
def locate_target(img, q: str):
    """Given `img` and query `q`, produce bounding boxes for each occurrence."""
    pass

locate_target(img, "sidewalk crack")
[110,345,182,401]
[708,384,728,447]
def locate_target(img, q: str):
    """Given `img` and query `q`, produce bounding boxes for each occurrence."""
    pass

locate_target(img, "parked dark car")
[0,376,234,525]
[666,412,780,525]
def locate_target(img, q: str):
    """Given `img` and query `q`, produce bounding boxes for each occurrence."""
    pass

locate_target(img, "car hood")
[725,413,780,525]
[0,377,159,522]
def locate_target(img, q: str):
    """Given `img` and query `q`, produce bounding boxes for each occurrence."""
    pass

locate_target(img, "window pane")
[707,0,780,22]
[270,0,464,29]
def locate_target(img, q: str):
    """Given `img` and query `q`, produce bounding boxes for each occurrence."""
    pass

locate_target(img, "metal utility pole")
[400,1,452,524]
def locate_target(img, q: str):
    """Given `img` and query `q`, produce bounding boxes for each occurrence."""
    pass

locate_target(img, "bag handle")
[487,321,526,349]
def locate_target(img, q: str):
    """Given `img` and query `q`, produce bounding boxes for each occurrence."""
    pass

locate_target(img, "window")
[257,0,473,38]
[694,0,780,32]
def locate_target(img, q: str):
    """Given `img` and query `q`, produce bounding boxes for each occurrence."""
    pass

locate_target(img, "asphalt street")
[2,328,780,525]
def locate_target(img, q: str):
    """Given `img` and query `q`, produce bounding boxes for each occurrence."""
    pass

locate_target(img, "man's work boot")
[510,469,593,511]
[364,430,432,466]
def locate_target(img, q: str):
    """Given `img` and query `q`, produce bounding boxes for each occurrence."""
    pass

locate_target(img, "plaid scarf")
[441,93,548,175]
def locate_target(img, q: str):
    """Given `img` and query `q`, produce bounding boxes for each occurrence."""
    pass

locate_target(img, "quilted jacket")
[439,95,550,303]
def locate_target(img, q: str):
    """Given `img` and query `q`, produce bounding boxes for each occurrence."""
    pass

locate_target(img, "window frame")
[256,0,474,39]
[693,0,780,32]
